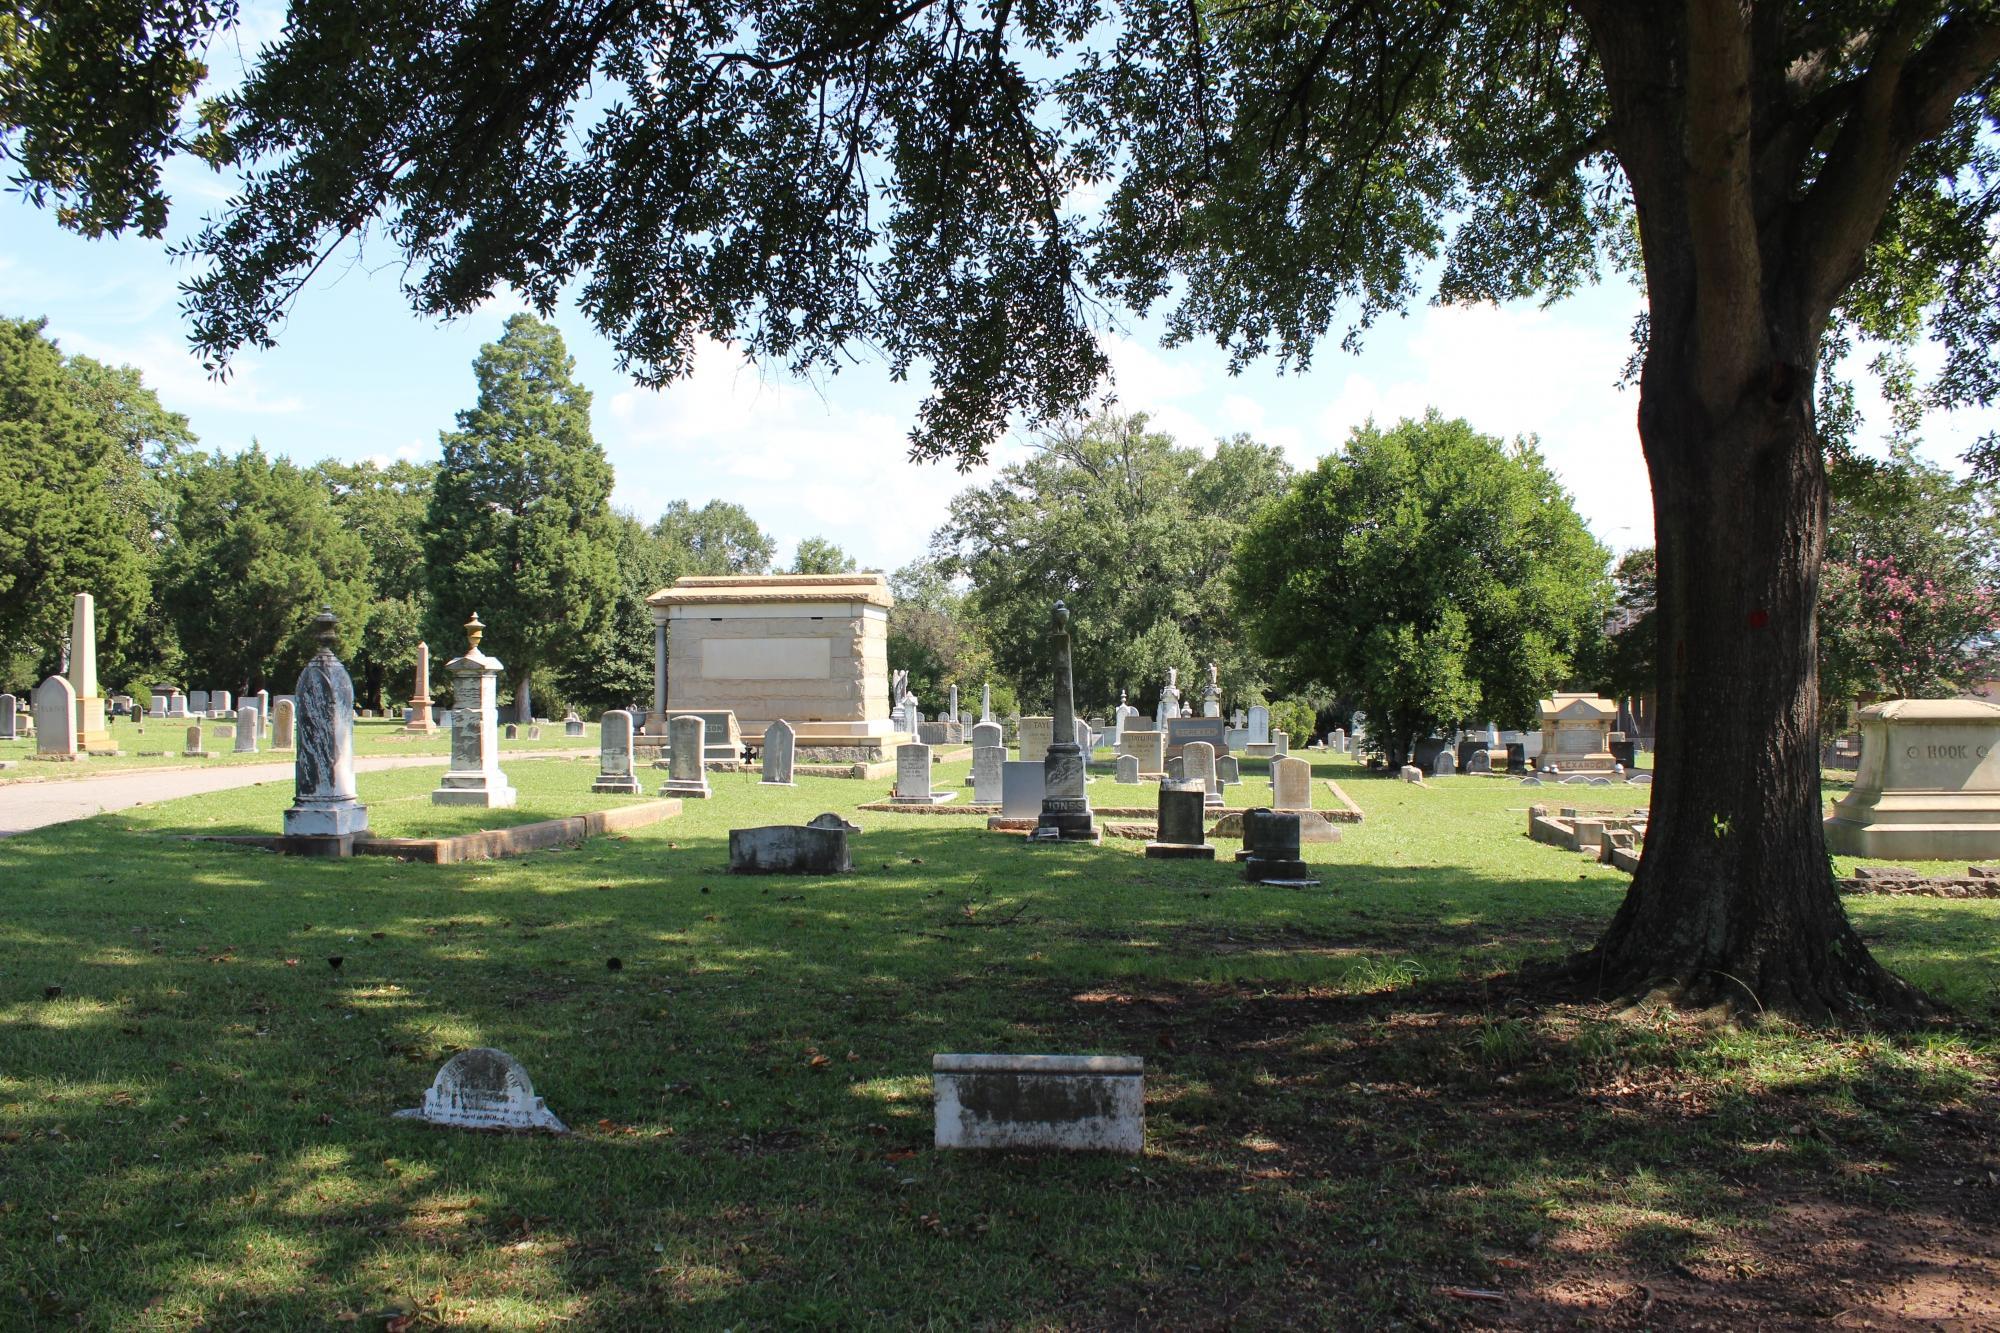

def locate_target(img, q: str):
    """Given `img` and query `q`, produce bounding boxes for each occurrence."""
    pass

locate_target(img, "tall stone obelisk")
[404,641,437,732]
[1031,601,1099,844]
[70,592,111,750]
[283,607,370,854]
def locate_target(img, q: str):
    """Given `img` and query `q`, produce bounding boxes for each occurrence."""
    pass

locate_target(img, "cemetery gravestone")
[283,609,370,852]
[1247,705,1271,746]
[592,710,644,794]
[272,698,296,751]
[404,642,436,732]
[1030,602,1096,843]
[729,813,855,874]
[564,711,584,738]
[0,693,14,741]
[971,738,1005,804]
[1146,785,1216,859]
[184,723,208,757]
[148,693,166,718]
[1273,730,1289,756]
[1271,757,1312,811]
[1242,809,1316,885]
[1183,741,1224,808]
[932,1054,1143,1154]
[1000,760,1046,818]
[234,702,260,753]
[1432,749,1457,777]
[1216,755,1240,786]
[893,742,958,804]
[660,715,713,799]
[1019,715,1054,764]
[396,1048,567,1133]
[761,718,798,785]
[70,592,109,749]
[504,723,518,740]
[432,614,517,808]
[213,689,233,718]
[1166,756,1185,782]
[1116,753,1140,783]
[1122,729,1164,777]
[189,690,209,716]
[34,676,79,759]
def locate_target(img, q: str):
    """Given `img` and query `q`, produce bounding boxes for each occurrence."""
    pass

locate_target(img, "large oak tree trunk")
[1581,339,1927,1022]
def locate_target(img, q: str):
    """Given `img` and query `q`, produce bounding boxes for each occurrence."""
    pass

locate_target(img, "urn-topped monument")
[432,613,517,808]
[1030,601,1099,844]
[282,607,370,854]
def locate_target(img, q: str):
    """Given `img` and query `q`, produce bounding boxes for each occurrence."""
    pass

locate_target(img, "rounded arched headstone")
[395,1047,567,1133]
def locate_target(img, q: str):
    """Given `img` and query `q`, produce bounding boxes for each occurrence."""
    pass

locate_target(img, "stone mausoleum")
[646,573,899,762]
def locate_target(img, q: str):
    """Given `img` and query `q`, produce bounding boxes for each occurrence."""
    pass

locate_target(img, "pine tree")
[422,315,620,721]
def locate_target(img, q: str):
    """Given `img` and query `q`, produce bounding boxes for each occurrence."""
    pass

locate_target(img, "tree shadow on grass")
[0,820,1994,1326]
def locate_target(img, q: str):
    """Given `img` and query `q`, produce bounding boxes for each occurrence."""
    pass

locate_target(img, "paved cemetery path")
[0,751,588,839]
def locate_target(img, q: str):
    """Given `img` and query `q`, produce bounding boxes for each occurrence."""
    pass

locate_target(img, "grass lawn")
[1,754,1995,1327]
[0,718,597,783]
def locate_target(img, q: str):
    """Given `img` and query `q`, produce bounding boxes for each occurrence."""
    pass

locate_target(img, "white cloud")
[602,341,1000,571]
[46,327,306,416]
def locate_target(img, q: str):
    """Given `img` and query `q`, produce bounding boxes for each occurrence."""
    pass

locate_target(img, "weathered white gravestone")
[592,709,643,793]
[761,718,797,786]
[212,689,233,717]
[184,722,208,757]
[659,714,712,799]
[1018,715,1054,764]
[147,693,166,718]
[69,592,109,749]
[233,701,260,753]
[34,676,78,758]
[0,693,15,741]
[1182,741,1223,808]
[272,698,295,751]
[1271,756,1312,810]
[282,608,370,850]
[1247,705,1271,746]
[1121,729,1164,777]
[1116,753,1139,783]
[971,743,1005,804]
[893,741,957,804]
[1216,754,1240,786]
[396,1048,567,1133]
[431,613,517,809]
[189,689,210,716]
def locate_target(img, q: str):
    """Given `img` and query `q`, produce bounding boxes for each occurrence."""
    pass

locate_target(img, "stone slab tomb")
[395,1047,567,1133]
[728,815,854,874]
[1826,698,2000,858]
[932,1054,1143,1154]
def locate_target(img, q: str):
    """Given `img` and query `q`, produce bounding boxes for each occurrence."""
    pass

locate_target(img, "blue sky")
[3,35,1988,573]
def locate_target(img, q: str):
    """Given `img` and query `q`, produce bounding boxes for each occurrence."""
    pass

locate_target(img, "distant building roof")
[647,572,893,610]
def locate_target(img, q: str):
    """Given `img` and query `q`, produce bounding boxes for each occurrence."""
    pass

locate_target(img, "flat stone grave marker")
[395,1048,567,1133]
[933,1054,1143,1154]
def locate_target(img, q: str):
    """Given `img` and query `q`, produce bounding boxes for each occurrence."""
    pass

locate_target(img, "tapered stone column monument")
[404,642,437,732]
[1031,601,1099,844]
[283,608,370,854]
[70,592,111,749]
[432,614,517,808]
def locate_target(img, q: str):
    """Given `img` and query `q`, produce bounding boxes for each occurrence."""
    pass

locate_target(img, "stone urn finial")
[313,605,338,650]
[465,612,485,651]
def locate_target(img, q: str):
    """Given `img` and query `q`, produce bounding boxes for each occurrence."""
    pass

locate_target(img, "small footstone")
[395,1048,566,1133]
